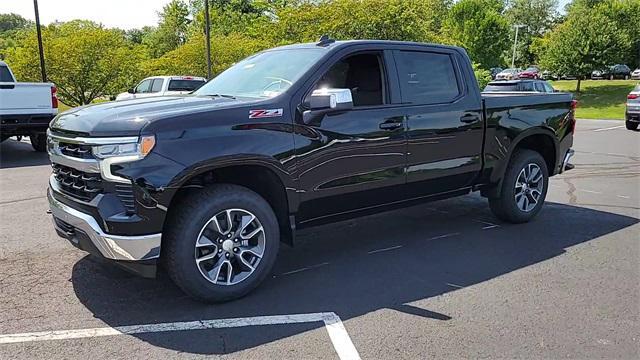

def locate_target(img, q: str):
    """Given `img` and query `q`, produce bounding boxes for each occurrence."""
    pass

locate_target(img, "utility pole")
[204,0,212,80]
[33,0,47,82]
[511,24,526,69]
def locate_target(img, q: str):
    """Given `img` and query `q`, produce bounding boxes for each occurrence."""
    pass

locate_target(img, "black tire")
[30,133,47,152]
[488,149,549,223]
[163,184,280,302]
[626,120,638,130]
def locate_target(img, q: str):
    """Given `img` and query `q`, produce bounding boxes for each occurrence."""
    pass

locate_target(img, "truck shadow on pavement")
[0,139,50,169]
[71,195,638,355]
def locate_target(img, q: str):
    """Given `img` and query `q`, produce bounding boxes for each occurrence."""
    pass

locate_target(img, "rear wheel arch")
[483,129,558,198]
[165,161,295,246]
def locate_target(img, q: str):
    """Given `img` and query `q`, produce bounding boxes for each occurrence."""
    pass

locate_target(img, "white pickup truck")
[0,60,58,151]
[115,76,206,101]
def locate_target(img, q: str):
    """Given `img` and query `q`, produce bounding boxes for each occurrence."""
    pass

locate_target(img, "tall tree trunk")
[576,77,582,93]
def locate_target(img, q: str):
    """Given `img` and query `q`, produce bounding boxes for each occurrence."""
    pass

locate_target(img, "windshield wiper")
[203,94,237,100]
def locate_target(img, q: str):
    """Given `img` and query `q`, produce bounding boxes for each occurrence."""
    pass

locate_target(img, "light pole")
[204,0,212,80]
[33,0,47,82]
[511,24,526,69]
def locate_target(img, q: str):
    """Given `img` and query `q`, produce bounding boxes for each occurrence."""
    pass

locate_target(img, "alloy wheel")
[514,163,544,212]
[194,208,265,285]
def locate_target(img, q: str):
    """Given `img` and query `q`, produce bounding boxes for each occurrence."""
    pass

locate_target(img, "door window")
[135,79,153,93]
[394,51,460,104]
[543,82,555,93]
[150,79,164,93]
[310,53,385,107]
[534,82,545,92]
[0,65,13,82]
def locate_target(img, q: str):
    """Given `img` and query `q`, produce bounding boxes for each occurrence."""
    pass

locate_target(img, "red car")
[518,66,540,79]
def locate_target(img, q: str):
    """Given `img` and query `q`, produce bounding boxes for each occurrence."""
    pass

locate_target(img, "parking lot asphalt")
[0,120,638,359]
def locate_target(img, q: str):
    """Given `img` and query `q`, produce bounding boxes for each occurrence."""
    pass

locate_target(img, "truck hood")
[50,95,250,137]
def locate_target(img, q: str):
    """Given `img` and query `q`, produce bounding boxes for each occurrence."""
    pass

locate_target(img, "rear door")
[392,48,484,198]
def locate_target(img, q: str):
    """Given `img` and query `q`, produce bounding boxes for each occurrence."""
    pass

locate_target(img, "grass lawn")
[550,79,638,120]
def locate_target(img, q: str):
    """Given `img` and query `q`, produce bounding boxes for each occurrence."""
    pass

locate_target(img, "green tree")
[0,13,33,59]
[5,21,147,105]
[536,5,629,92]
[143,0,191,58]
[505,0,558,66]
[269,0,450,44]
[441,0,510,68]
[144,33,265,77]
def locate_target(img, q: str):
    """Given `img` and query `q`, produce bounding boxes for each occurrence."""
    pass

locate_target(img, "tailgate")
[0,83,56,115]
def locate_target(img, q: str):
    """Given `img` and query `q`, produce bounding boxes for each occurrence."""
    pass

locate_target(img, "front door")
[293,50,408,224]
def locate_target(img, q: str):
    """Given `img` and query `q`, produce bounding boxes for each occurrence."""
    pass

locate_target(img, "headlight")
[93,135,155,159]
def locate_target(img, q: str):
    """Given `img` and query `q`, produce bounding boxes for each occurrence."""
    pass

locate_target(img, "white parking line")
[579,189,602,194]
[427,232,460,241]
[0,312,361,360]
[616,195,631,199]
[472,219,500,229]
[367,245,403,254]
[280,262,330,276]
[593,125,624,132]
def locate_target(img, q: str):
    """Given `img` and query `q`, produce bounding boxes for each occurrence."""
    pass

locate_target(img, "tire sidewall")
[500,151,549,222]
[166,186,280,302]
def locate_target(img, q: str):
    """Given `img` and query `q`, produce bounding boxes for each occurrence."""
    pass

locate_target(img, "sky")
[0,0,174,30]
[2,0,574,30]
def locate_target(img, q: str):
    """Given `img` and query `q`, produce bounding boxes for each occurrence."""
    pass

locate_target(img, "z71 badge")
[249,108,283,119]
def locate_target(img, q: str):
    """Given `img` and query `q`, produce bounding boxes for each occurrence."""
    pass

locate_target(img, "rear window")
[394,51,460,105]
[168,79,205,92]
[0,65,14,82]
[150,79,164,92]
[484,84,518,92]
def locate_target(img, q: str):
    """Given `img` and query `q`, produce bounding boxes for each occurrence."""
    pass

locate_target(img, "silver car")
[495,68,521,81]
[626,84,640,130]
[631,69,640,80]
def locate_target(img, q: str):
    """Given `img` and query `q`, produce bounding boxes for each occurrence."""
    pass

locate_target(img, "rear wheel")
[626,120,638,130]
[489,150,549,223]
[164,184,280,302]
[30,133,47,152]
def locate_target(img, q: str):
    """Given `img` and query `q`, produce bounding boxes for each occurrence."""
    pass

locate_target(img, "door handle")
[460,114,479,124]
[379,121,403,130]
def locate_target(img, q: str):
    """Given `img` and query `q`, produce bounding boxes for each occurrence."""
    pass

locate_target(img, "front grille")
[59,142,94,159]
[52,164,103,202]
[115,183,136,213]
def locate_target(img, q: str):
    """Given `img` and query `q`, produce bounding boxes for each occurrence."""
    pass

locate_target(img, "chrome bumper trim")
[560,149,574,174]
[48,189,161,261]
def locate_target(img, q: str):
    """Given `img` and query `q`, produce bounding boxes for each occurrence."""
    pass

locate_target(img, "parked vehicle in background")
[47,39,576,302]
[626,84,640,130]
[483,79,555,93]
[495,68,521,80]
[115,76,206,101]
[540,70,558,81]
[489,67,503,80]
[593,65,632,80]
[631,68,640,80]
[0,60,58,151]
[518,66,540,79]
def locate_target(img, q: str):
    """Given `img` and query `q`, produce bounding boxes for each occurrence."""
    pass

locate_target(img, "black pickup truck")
[47,39,575,302]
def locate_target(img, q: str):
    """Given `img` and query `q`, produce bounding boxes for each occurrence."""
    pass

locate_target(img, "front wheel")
[626,120,638,130]
[489,150,549,223]
[163,184,280,302]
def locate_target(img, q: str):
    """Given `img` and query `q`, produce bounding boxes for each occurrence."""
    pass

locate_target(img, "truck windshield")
[194,48,325,99]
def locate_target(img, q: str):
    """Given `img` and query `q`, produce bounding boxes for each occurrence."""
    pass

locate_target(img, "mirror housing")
[127,88,135,94]
[303,88,353,124]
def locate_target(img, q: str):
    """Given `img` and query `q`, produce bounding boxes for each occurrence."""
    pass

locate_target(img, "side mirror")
[127,88,135,94]
[303,88,353,124]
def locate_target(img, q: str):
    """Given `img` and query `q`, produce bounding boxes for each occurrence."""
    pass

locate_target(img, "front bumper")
[48,188,162,263]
